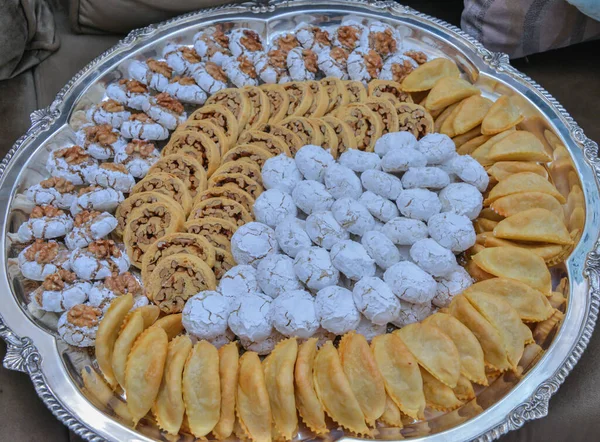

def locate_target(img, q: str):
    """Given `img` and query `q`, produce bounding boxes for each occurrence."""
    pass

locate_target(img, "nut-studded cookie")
[115,191,181,238]
[208,172,263,200]
[211,160,263,186]
[368,79,413,105]
[254,122,303,154]
[175,119,228,155]
[305,80,329,118]
[185,216,238,251]
[364,97,400,135]
[131,172,192,215]
[148,154,207,198]
[344,80,368,103]
[237,130,291,157]
[308,118,339,157]
[188,197,253,227]
[205,87,252,131]
[282,81,314,117]
[162,130,221,177]
[396,102,434,139]
[320,77,350,113]
[193,186,255,214]
[241,85,272,129]
[188,104,239,150]
[335,103,383,152]
[322,115,358,155]
[260,84,290,124]
[141,232,216,284]
[219,144,274,169]
[213,246,236,280]
[279,116,324,147]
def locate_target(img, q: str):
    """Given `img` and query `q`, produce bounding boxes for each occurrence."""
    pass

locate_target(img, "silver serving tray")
[1,1,599,441]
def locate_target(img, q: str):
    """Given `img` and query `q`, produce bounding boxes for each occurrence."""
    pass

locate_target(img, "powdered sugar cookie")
[271,32,300,53]
[105,79,151,111]
[383,261,437,304]
[402,167,450,190]
[261,154,303,194]
[447,155,489,192]
[57,304,102,347]
[128,59,172,92]
[338,149,381,173]
[113,139,160,179]
[274,217,312,258]
[46,145,99,185]
[358,191,399,222]
[332,19,368,51]
[391,300,433,328]
[296,24,332,53]
[305,211,349,250]
[218,264,259,304]
[162,44,202,75]
[32,270,90,312]
[222,55,259,87]
[380,147,427,173]
[70,240,130,280]
[365,21,401,57]
[287,47,318,81]
[417,133,456,165]
[315,286,360,335]
[317,47,349,79]
[228,28,264,59]
[347,48,383,84]
[253,189,297,228]
[254,49,291,84]
[379,54,418,83]
[25,177,77,210]
[182,290,231,340]
[427,212,476,253]
[256,254,302,298]
[438,182,483,220]
[396,188,442,222]
[361,230,401,270]
[165,76,207,105]
[270,289,320,338]
[295,144,335,182]
[353,276,400,325]
[293,246,339,291]
[361,169,402,200]
[76,124,128,160]
[330,197,375,236]
[330,240,376,280]
[120,113,169,141]
[18,239,72,281]
[17,206,73,242]
[70,186,124,215]
[84,163,135,193]
[374,131,418,157]
[190,61,228,94]
[88,272,144,312]
[193,28,231,66]
[409,238,457,278]
[381,216,428,245]
[86,100,131,128]
[141,93,187,130]
[230,222,278,267]
[65,211,118,250]
[433,267,472,308]
[324,163,362,200]
[292,180,335,215]
[228,291,273,341]
[354,315,387,341]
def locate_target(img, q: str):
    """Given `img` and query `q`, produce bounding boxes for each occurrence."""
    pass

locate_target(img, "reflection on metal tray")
[0,1,598,441]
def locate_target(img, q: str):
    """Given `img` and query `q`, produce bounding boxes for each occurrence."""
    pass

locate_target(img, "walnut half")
[67,304,102,328]
[24,239,59,263]
[88,239,122,258]
[104,271,142,296]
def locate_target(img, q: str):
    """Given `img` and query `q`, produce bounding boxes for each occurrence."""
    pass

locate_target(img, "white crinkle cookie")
[374,131,418,157]
[315,286,361,335]
[75,124,128,160]
[190,62,229,94]
[105,80,151,111]
[164,77,208,105]
[25,178,77,210]
[65,212,118,250]
[358,191,399,222]
[317,47,349,79]
[354,315,387,342]
[447,154,489,192]
[438,182,483,220]
[287,47,317,81]
[434,267,473,308]
[230,222,278,267]
[330,197,375,236]
[228,291,273,341]
[193,30,230,66]
[293,246,339,291]
[141,94,187,130]
[256,254,302,298]
[305,211,349,250]
[352,276,401,325]
[69,244,130,280]
[33,277,90,313]
[18,240,72,281]
[381,147,427,173]
[274,217,312,258]
[270,289,320,338]
[228,28,264,59]
[17,209,74,242]
[381,216,428,245]
[324,163,363,200]
[292,180,335,215]
[128,60,171,92]
[428,212,476,253]
[84,163,135,193]
[338,149,381,173]
[409,238,457,278]
[120,114,170,141]
[330,240,376,280]
[57,304,102,347]
[333,19,368,51]
[391,300,434,328]
[295,24,332,52]
[240,330,286,355]
[261,154,303,194]
[113,140,160,179]
[87,284,117,313]
[383,261,437,304]
[46,146,99,185]
[361,230,401,270]
[70,186,124,215]
[379,54,418,82]
[218,264,260,305]
[417,133,456,165]
[162,44,201,75]
[86,101,131,128]
[253,189,297,228]
[295,144,334,182]
[182,290,231,340]
[361,169,403,200]
[347,47,381,83]
[401,166,450,190]
[396,188,442,222]
[222,55,259,88]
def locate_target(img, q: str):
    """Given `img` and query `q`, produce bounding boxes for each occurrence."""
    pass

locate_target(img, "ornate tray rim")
[0,1,599,441]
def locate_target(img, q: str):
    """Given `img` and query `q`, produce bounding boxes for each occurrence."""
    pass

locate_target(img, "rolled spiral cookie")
[147,253,216,314]
[308,118,339,157]
[260,84,289,124]
[185,216,237,251]
[207,173,263,200]
[205,87,252,131]
[123,201,185,268]
[396,102,434,140]
[130,172,192,215]
[188,104,239,150]
[141,232,216,284]
[322,115,358,155]
[148,154,207,198]
[162,130,221,177]
[279,116,323,147]
[213,246,235,280]
[320,77,351,113]
[368,79,413,105]
[241,85,272,129]
[237,130,291,157]
[115,191,180,237]
[254,123,303,154]
[335,103,383,152]
[282,82,314,117]
[188,197,253,227]
[175,119,228,155]
[210,160,263,186]
[219,144,273,169]
[305,80,329,118]
[364,97,400,135]
[344,80,368,103]
[193,186,255,213]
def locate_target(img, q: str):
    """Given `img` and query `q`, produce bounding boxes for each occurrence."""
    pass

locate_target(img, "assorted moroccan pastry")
[11,17,579,441]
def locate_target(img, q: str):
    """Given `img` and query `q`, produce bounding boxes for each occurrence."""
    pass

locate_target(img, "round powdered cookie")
[279,116,323,147]
[256,253,302,298]
[336,103,383,152]
[295,144,335,182]
[292,180,335,215]
[396,188,442,222]
[293,246,339,291]
[162,130,221,177]
[305,210,349,250]
[205,87,252,130]
[193,186,255,213]
[259,84,290,124]
[274,216,312,259]
[352,276,400,325]
[315,286,361,335]
[252,189,297,228]
[210,160,263,186]
[330,240,376,281]
[148,154,207,197]
[189,197,253,227]
[182,290,230,340]
[130,172,192,215]
[208,172,263,200]
[115,191,180,238]
[84,163,135,193]
[271,290,320,338]
[184,216,238,251]
[188,104,239,150]
[230,222,278,267]
[409,238,457,278]
[219,144,273,170]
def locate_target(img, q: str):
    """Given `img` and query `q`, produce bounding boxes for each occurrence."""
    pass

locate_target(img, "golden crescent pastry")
[148,154,207,197]
[533,309,564,344]
[237,351,273,442]
[294,338,328,435]
[321,115,357,156]
[123,201,185,268]
[189,197,253,227]
[485,172,566,205]
[395,102,434,140]
[213,342,240,440]
[112,305,160,389]
[367,79,413,104]
[162,130,221,177]
[147,253,216,314]
[420,367,463,412]
[219,144,274,169]
[260,84,290,124]
[424,77,481,111]
[237,129,292,156]
[483,236,566,264]
[194,186,255,213]
[282,81,314,117]
[242,85,272,129]
[208,172,264,200]
[182,340,221,438]
[371,333,426,420]
[452,126,483,147]
[395,323,461,389]
[205,87,252,133]
[450,95,493,136]
[263,338,299,440]
[401,58,461,92]
[364,97,400,135]
[190,104,239,149]
[211,159,263,186]
[453,375,476,402]
[320,77,350,112]
[309,118,339,157]
[493,208,572,245]
[141,232,216,284]
[305,80,329,118]
[481,95,524,135]
[152,313,184,340]
[338,332,386,425]
[313,341,370,435]
[434,101,460,133]
[422,312,487,386]
[336,103,383,152]
[153,335,193,435]
[176,118,229,155]
[378,395,403,428]
[456,134,492,155]
[343,80,368,103]
[279,116,324,146]
[130,173,192,216]
[115,191,180,238]
[488,131,552,162]
[255,122,304,153]
[95,294,134,388]
[487,162,548,182]
[185,216,238,252]
[125,326,169,426]
[470,129,516,166]
[213,246,236,280]
[81,365,133,422]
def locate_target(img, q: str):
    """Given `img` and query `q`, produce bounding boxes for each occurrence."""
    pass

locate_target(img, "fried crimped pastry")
[263,338,298,440]
[401,58,460,92]
[420,367,463,411]
[152,313,184,340]
[125,326,169,426]
[453,375,476,401]
[213,342,239,440]
[457,134,492,155]
[448,95,493,136]
[424,77,481,112]
[484,172,566,205]
[81,365,132,422]
[493,208,572,245]
[488,130,551,163]
[95,293,134,388]
[490,191,563,221]
[371,333,425,420]
[378,395,403,428]
[338,331,386,425]
[481,95,524,135]
[183,340,221,438]
[313,341,370,435]
[294,338,328,435]
[153,335,193,435]
[470,129,516,166]
[237,351,272,442]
